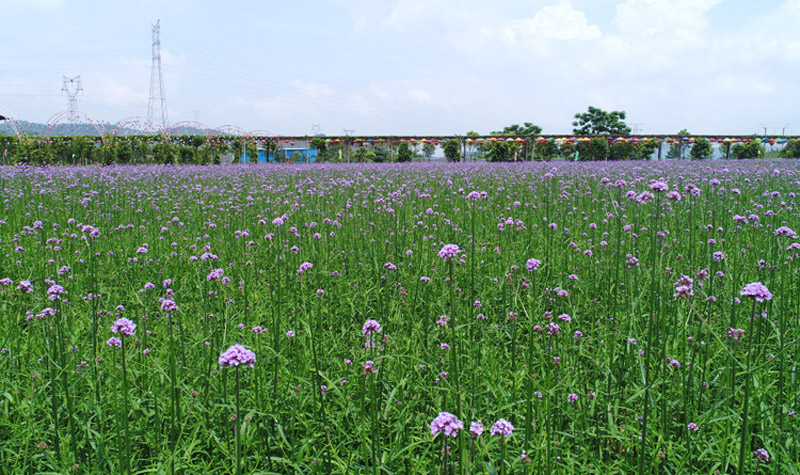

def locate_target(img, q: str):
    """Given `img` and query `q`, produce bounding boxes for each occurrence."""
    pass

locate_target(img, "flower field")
[1,161,799,474]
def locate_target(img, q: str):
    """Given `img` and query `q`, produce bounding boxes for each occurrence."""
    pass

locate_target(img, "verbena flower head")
[297,262,313,275]
[525,258,542,272]
[437,244,461,261]
[430,412,464,438]
[206,269,224,281]
[740,282,773,302]
[754,448,769,462]
[469,420,484,437]
[218,344,256,369]
[362,319,382,336]
[111,317,136,337]
[490,418,514,437]
[106,337,122,348]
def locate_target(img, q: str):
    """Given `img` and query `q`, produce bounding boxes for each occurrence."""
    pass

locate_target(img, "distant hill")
[0,120,213,137]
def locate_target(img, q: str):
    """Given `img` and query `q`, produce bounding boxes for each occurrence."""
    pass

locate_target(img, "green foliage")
[396,141,413,162]
[633,139,661,161]
[782,140,800,158]
[290,150,304,163]
[609,142,634,161]
[442,139,461,162]
[666,130,691,160]
[731,141,764,159]
[152,139,176,165]
[533,140,559,161]
[572,106,631,135]
[310,137,327,162]
[576,137,610,161]
[690,137,713,160]
[493,122,542,137]
[485,141,519,162]
[422,142,436,160]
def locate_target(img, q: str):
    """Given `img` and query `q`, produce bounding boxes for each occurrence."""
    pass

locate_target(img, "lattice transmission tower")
[148,19,168,128]
[61,76,83,123]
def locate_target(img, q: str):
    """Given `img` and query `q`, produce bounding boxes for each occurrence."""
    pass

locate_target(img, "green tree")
[633,139,661,161]
[493,123,541,160]
[576,137,610,161]
[731,141,764,159]
[422,142,436,161]
[690,137,713,160]
[534,140,559,161]
[572,106,631,135]
[666,129,691,160]
[486,141,518,162]
[782,139,800,158]
[609,142,635,161]
[442,139,461,162]
[396,142,413,162]
[310,137,327,162]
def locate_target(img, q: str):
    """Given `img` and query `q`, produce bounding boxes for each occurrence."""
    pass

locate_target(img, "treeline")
[1,133,799,166]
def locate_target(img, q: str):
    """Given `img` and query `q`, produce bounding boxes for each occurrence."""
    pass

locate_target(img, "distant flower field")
[1,161,799,474]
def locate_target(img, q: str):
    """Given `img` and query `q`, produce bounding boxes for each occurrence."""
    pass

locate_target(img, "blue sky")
[1,0,798,136]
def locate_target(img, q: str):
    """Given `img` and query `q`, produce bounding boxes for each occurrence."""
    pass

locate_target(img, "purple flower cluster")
[437,243,461,261]
[740,282,773,302]
[490,418,514,437]
[430,412,464,438]
[111,317,137,337]
[218,344,257,369]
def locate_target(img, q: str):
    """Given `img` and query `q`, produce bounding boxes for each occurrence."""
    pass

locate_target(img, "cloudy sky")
[1,0,798,136]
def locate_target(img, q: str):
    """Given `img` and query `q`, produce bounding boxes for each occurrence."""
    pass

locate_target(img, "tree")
[310,137,327,162]
[666,129,691,160]
[442,139,461,162]
[731,141,764,159]
[534,140,559,161]
[396,141,413,162]
[690,137,713,160]
[576,137,610,161]
[493,122,542,137]
[782,139,800,158]
[633,139,661,161]
[572,106,631,135]
[486,141,518,162]
[422,142,436,161]
[493,123,541,160]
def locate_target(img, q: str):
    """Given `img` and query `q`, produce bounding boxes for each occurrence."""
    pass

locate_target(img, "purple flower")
[754,448,769,462]
[297,262,313,275]
[727,327,745,340]
[469,420,484,437]
[110,317,136,337]
[687,422,698,432]
[740,282,773,302]
[286,330,295,338]
[218,344,256,369]
[568,393,579,403]
[160,299,178,312]
[206,269,224,281]
[490,418,514,437]
[362,319,382,336]
[525,258,541,272]
[430,412,464,438]
[437,244,461,261]
[17,281,34,293]
[649,181,669,192]
[106,337,122,348]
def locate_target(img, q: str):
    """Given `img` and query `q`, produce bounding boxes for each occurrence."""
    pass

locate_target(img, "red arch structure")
[44,111,107,137]
[167,121,213,137]
[0,105,21,137]
[114,116,166,137]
